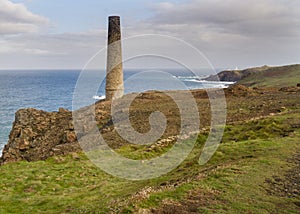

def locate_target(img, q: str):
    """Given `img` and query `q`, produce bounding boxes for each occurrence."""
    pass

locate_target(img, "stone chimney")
[105,16,124,100]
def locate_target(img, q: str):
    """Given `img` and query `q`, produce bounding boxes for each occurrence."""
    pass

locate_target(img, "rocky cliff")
[2,84,297,166]
[0,108,81,165]
[0,90,207,165]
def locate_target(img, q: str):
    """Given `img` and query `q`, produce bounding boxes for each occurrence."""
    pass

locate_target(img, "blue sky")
[1,0,300,69]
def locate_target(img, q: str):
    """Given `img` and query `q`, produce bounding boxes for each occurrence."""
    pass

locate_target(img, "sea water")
[0,69,234,151]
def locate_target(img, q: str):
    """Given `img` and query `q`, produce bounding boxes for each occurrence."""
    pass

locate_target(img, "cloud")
[0,0,299,69]
[0,30,107,69]
[151,0,300,38]
[123,0,300,68]
[0,0,49,35]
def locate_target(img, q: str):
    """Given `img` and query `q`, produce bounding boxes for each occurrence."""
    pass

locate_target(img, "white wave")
[174,75,198,79]
[93,95,106,100]
[183,79,207,83]
[212,84,229,89]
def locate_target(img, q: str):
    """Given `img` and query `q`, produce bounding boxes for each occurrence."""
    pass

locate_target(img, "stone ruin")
[105,16,124,100]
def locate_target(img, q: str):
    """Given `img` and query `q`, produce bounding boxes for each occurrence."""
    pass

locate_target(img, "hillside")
[206,64,300,87]
[0,85,299,213]
[239,64,300,87]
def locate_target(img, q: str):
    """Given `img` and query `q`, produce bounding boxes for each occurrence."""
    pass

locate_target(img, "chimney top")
[109,15,120,19]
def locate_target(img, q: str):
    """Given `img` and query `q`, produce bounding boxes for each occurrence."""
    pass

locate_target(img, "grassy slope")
[0,112,299,213]
[1,68,300,213]
[238,64,300,87]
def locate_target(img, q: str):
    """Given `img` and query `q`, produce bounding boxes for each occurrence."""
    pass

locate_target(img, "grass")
[0,112,299,213]
[133,129,299,213]
[204,138,299,213]
[238,64,300,87]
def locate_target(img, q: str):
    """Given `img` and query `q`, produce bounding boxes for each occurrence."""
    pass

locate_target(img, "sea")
[0,69,234,151]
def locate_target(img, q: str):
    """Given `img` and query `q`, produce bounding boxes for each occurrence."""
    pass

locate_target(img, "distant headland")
[205,64,300,87]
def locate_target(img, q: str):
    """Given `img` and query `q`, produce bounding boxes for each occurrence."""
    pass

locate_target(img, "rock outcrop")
[2,85,297,166]
[205,65,270,82]
[0,108,81,165]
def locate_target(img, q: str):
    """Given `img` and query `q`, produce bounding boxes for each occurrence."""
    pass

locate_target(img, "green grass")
[0,155,150,213]
[0,112,299,213]
[238,64,300,87]
[135,135,300,213]
[222,116,295,142]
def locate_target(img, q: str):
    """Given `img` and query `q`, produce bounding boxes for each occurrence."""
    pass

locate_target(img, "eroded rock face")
[0,108,81,165]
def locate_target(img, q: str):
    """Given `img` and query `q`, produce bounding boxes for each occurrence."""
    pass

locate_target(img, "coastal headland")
[0,64,299,213]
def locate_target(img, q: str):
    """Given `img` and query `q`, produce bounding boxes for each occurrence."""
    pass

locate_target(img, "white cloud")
[0,0,49,35]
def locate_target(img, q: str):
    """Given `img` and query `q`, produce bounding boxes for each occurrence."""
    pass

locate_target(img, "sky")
[0,0,299,70]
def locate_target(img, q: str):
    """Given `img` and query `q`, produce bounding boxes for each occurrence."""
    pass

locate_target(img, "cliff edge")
[1,83,299,166]
[205,64,300,87]
[0,108,80,165]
